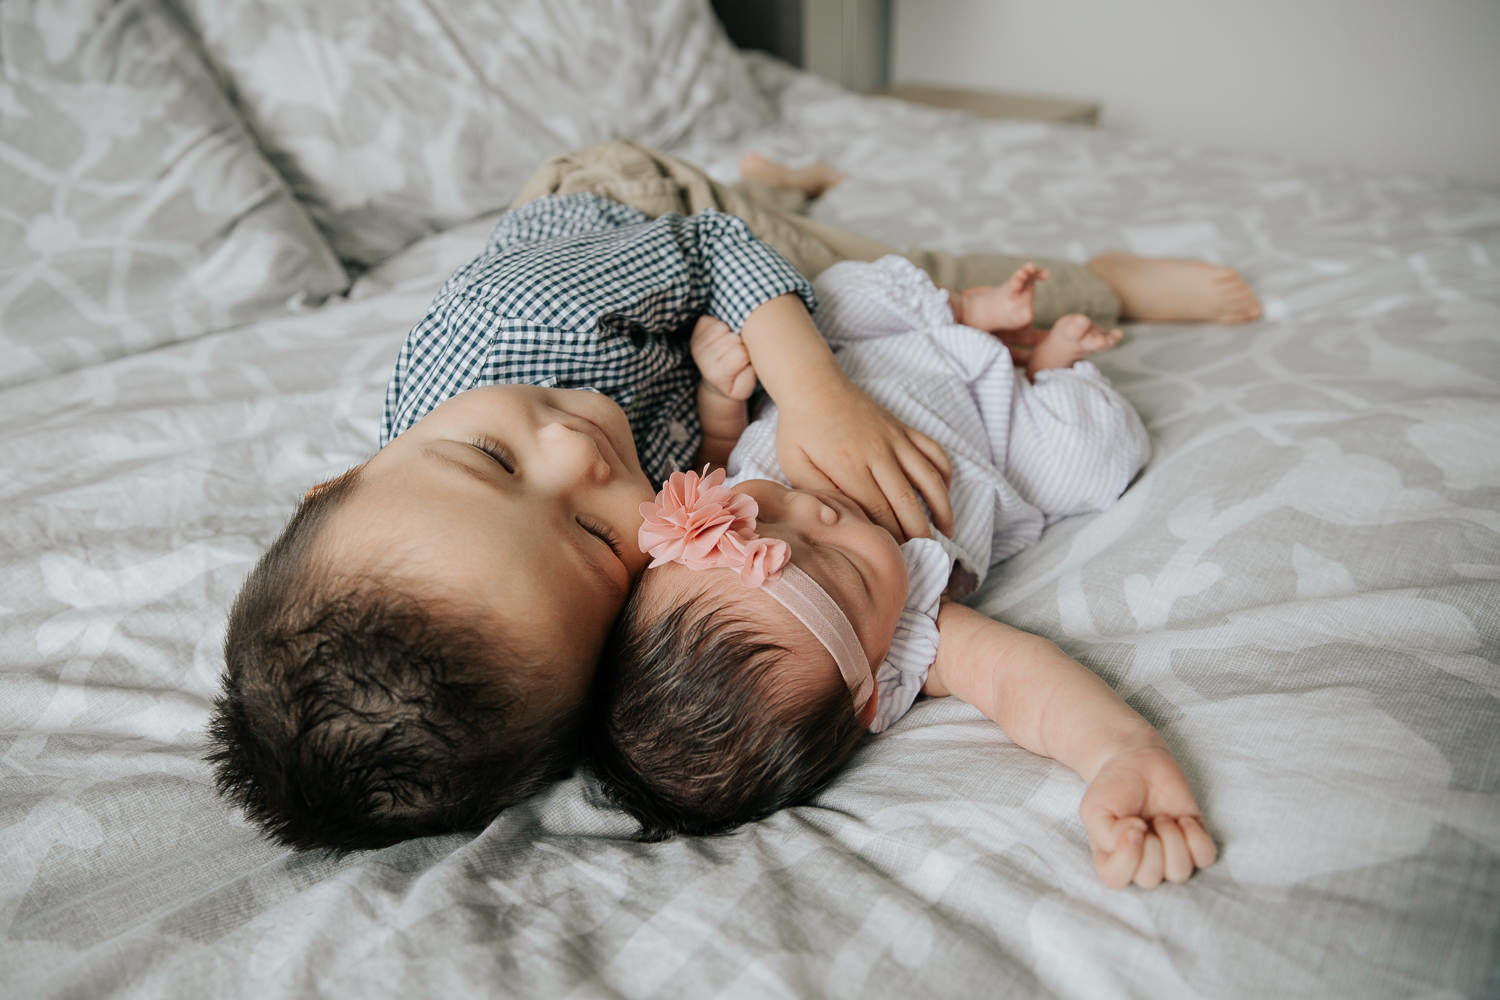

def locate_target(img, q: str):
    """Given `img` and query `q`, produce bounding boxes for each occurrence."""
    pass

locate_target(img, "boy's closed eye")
[578,516,625,557]
[470,436,516,473]
[469,435,625,558]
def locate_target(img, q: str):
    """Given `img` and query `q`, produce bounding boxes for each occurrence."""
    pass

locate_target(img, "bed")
[3,1,1498,995]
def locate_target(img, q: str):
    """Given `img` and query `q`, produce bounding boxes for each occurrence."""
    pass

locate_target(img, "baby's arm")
[738,293,954,540]
[924,602,1216,889]
[690,316,756,468]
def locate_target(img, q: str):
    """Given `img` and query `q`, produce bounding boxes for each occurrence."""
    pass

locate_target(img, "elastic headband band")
[763,563,874,713]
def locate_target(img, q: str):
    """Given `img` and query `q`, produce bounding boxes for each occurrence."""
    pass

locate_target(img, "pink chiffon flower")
[638,468,790,586]
[716,530,790,587]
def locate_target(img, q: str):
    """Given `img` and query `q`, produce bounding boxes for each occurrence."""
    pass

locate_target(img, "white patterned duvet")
[2,9,1497,999]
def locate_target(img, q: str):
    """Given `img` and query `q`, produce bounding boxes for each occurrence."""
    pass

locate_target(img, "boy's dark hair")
[591,580,868,839]
[207,469,580,852]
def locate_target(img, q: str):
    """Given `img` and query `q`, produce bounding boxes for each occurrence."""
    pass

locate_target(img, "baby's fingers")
[689,315,731,353]
[1131,832,1165,888]
[728,362,758,400]
[1181,816,1218,870]
[1155,816,1194,884]
[1087,816,1146,889]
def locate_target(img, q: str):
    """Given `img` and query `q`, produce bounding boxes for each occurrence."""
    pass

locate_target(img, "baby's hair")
[208,468,579,852]
[592,575,867,839]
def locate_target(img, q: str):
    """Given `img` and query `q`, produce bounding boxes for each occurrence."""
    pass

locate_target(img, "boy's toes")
[1211,268,1263,324]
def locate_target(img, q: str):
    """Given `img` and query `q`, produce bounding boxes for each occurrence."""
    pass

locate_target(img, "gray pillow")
[174,0,775,269]
[0,0,349,389]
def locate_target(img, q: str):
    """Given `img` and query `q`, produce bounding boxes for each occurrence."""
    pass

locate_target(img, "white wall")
[890,0,1500,187]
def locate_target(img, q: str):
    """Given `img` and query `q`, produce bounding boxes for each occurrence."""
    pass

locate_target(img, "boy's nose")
[537,421,611,491]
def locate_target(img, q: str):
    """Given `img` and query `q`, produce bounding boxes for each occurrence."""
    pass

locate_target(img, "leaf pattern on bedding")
[171,0,774,270]
[0,0,348,390]
[2,43,1499,1000]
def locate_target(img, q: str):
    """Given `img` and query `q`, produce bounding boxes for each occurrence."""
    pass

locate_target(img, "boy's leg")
[513,142,1261,328]
[907,249,1122,329]
[510,140,880,277]
[732,177,811,216]
[1085,252,1261,325]
[736,153,844,204]
[511,141,1121,321]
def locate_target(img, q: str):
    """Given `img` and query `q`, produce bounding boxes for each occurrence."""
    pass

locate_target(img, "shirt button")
[667,420,689,443]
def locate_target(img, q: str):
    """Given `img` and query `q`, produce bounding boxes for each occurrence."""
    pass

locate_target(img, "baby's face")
[732,479,910,677]
[321,385,656,696]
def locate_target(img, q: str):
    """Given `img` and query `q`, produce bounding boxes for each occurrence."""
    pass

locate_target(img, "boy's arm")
[925,601,1217,889]
[737,293,954,541]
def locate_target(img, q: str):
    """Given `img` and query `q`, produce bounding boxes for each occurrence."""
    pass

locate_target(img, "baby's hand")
[690,315,757,402]
[1079,743,1217,889]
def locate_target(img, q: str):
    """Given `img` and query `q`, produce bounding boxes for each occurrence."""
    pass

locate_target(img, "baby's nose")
[787,488,840,525]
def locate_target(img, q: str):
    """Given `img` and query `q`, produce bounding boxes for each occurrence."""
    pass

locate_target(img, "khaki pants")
[511,140,1120,328]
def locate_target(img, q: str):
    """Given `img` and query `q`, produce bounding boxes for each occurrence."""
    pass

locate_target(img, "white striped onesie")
[726,256,1150,732]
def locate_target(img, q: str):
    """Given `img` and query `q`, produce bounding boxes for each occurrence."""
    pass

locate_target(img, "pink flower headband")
[639,468,874,715]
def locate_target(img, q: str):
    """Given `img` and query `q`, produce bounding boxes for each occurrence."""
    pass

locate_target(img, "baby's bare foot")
[1027,314,1124,379]
[739,153,845,199]
[957,262,1050,332]
[1086,251,1261,324]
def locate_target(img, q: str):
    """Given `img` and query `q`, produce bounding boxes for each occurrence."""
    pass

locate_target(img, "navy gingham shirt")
[382,193,817,480]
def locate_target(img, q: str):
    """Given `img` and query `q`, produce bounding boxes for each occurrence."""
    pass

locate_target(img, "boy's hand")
[1079,743,1217,889]
[732,292,952,540]
[690,316,757,403]
[774,375,954,541]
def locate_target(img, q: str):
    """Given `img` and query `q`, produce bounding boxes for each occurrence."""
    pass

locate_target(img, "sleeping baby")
[594,256,1216,888]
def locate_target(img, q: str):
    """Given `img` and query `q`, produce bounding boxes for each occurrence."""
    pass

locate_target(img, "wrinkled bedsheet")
[3,57,1498,998]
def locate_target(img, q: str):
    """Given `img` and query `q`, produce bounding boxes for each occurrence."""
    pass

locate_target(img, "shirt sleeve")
[869,537,952,734]
[382,195,816,477]
[812,255,956,347]
[484,194,653,253]
[481,195,815,332]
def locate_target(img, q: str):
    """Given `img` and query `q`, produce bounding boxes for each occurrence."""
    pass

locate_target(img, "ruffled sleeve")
[869,537,952,733]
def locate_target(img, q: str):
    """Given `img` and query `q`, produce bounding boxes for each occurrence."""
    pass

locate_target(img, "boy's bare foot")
[955,262,1050,332]
[1027,314,1124,379]
[1086,252,1261,324]
[738,153,845,199]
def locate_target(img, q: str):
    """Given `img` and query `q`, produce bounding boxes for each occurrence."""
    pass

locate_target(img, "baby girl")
[593,257,1216,888]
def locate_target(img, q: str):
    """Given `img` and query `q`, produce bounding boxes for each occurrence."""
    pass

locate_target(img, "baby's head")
[209,385,654,850]
[593,474,910,837]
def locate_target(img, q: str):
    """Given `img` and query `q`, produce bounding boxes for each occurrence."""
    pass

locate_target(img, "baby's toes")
[1051,314,1091,342]
[1083,324,1124,351]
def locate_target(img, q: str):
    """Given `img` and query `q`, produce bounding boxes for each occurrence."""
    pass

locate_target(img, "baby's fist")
[690,316,757,401]
[1079,745,1217,889]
